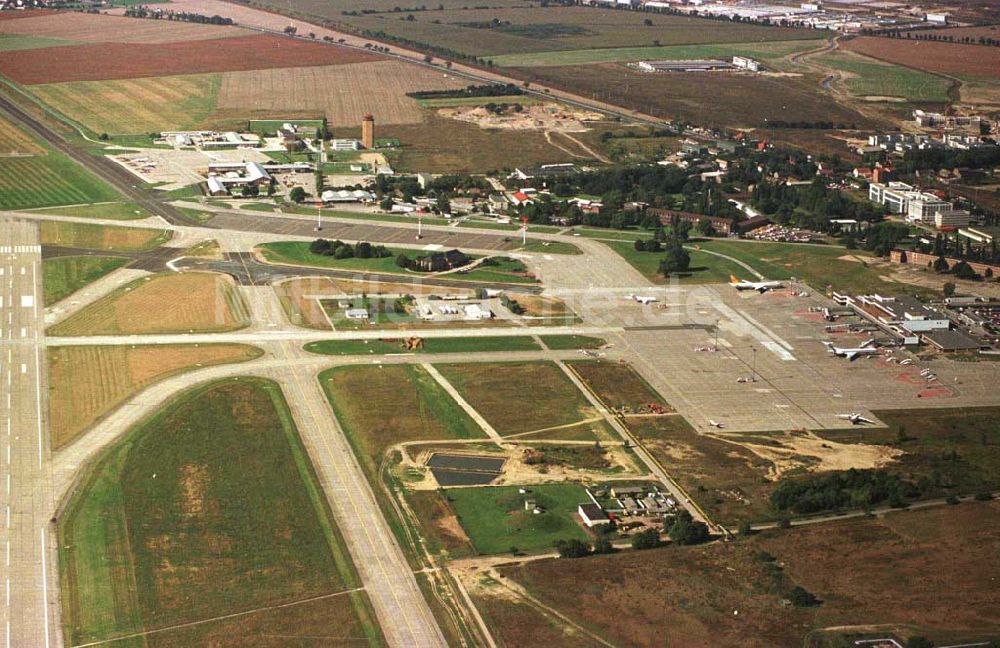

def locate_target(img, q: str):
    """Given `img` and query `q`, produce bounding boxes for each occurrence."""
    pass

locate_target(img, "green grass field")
[58,378,383,646]
[816,51,951,103]
[435,361,596,436]
[445,484,592,554]
[33,202,150,220]
[321,364,485,478]
[247,118,323,137]
[28,73,220,135]
[305,336,541,355]
[42,256,127,305]
[567,360,668,411]
[259,241,536,284]
[491,39,814,67]
[693,239,931,295]
[0,152,120,210]
[39,221,171,252]
[539,335,606,350]
[606,240,750,284]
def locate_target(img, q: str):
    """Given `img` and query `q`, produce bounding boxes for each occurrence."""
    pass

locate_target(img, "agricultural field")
[0,11,248,44]
[511,64,873,130]
[842,36,1000,79]
[47,344,261,449]
[39,221,170,251]
[816,50,951,103]
[0,34,377,84]
[321,364,485,479]
[304,336,542,355]
[434,361,597,436]
[492,502,1000,646]
[444,484,593,555]
[320,6,821,58]
[58,378,383,646]
[347,113,580,174]
[539,335,606,350]
[42,256,128,306]
[0,33,75,52]
[214,60,465,127]
[29,73,220,135]
[48,272,251,336]
[566,360,669,412]
[491,39,816,68]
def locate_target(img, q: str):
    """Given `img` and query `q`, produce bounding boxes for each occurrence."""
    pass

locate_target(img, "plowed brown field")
[0,12,247,43]
[842,36,1000,79]
[0,34,379,84]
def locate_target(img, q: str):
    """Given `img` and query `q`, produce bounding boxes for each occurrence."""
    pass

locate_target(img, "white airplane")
[629,294,658,305]
[729,275,784,293]
[837,412,875,425]
[822,339,880,361]
[708,419,724,429]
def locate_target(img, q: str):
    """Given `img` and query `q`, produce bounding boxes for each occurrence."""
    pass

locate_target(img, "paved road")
[0,219,59,648]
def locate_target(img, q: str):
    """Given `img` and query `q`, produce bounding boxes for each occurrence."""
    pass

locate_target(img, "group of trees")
[123,6,234,24]
[407,83,524,101]
[867,29,1000,48]
[770,468,924,515]
[308,239,392,260]
[751,177,886,233]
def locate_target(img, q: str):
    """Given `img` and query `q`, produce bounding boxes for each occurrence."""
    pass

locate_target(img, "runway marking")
[35,344,42,469]
[19,296,32,309]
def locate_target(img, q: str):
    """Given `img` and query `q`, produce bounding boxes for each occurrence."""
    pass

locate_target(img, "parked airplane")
[822,339,880,361]
[628,294,658,304]
[837,413,875,425]
[729,275,784,293]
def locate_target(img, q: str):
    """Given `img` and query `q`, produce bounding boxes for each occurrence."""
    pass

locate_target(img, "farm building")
[331,139,362,151]
[732,56,762,72]
[344,308,369,320]
[578,503,610,528]
[634,59,736,73]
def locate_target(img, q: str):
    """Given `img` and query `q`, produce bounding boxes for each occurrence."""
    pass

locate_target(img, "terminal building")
[869,181,969,228]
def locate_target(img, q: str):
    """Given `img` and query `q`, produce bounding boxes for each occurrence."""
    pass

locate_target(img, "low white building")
[344,308,369,320]
[331,139,362,151]
[321,189,375,204]
[578,504,610,528]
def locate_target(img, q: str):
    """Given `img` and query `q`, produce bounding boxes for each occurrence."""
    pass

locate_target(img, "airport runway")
[0,219,59,648]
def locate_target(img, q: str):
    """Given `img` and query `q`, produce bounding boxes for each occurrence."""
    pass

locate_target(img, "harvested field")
[0,12,248,44]
[58,378,382,646]
[435,361,597,436]
[0,34,379,84]
[39,221,170,252]
[511,63,874,129]
[842,36,1000,79]
[369,113,577,173]
[496,502,1000,646]
[0,33,75,52]
[29,73,219,134]
[816,50,951,103]
[0,112,43,155]
[48,272,251,336]
[47,344,261,448]
[320,6,820,57]
[216,60,464,126]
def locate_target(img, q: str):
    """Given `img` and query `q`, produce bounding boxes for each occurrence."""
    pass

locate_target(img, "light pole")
[314,201,322,231]
[416,212,423,239]
[750,345,757,383]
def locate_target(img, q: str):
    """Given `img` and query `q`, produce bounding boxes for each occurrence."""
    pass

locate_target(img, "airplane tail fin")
[822,341,834,350]
[729,274,742,284]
